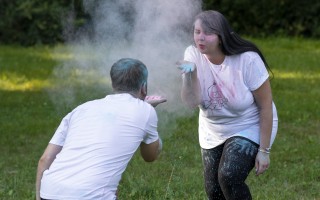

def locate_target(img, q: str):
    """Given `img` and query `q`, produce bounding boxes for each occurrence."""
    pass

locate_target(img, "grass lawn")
[0,38,319,199]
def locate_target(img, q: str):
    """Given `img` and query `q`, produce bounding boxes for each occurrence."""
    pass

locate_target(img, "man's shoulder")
[73,98,104,111]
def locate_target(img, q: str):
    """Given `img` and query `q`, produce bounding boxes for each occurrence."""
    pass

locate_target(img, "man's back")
[40,93,159,200]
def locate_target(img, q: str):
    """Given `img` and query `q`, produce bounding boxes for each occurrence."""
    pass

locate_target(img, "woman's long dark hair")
[195,10,273,75]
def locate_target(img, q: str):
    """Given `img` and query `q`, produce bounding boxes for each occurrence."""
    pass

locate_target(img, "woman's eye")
[204,31,214,35]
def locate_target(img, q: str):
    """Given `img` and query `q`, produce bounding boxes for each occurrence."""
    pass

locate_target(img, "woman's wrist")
[258,147,271,154]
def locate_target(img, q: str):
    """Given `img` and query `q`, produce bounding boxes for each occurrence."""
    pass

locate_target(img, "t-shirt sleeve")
[143,107,159,144]
[184,45,197,63]
[244,53,269,91]
[49,112,72,146]
[184,45,205,100]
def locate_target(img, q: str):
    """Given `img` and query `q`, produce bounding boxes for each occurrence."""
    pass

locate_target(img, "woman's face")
[193,19,220,55]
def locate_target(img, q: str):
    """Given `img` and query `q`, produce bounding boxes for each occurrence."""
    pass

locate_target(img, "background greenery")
[203,0,320,38]
[0,0,319,199]
[0,38,319,199]
[1,0,319,45]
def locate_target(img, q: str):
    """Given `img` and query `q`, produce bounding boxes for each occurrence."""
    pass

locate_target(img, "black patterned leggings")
[201,136,259,200]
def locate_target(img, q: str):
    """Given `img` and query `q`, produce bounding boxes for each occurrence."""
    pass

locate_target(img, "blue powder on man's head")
[110,58,148,92]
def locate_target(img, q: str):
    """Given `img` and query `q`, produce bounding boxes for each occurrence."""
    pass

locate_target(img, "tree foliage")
[0,0,319,45]
[0,0,86,45]
[202,0,320,38]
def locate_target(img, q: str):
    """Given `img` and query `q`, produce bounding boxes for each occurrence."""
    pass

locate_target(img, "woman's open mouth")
[198,44,205,50]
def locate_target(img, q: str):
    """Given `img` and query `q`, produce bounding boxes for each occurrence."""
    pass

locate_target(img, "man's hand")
[145,95,167,107]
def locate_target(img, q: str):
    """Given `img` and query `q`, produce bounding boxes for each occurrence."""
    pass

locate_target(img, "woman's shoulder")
[229,51,261,64]
[185,45,198,53]
[239,51,260,60]
[185,45,204,58]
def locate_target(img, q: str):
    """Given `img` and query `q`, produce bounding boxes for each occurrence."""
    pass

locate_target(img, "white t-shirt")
[184,45,278,149]
[40,93,159,200]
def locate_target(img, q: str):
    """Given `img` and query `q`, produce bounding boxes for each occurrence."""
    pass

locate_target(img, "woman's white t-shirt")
[40,94,159,200]
[184,45,278,149]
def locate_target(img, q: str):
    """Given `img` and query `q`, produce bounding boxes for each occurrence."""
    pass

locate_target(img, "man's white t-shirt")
[184,45,278,149]
[40,93,159,200]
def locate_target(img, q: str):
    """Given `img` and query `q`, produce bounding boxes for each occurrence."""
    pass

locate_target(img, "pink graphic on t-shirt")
[203,82,228,110]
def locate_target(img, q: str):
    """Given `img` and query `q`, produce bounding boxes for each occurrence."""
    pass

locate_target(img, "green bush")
[0,0,319,45]
[202,0,320,38]
[0,0,86,45]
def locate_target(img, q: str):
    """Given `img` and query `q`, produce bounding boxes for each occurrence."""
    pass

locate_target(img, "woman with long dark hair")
[177,10,278,200]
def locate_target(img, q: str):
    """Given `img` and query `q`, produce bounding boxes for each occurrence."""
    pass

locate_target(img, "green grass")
[0,38,319,199]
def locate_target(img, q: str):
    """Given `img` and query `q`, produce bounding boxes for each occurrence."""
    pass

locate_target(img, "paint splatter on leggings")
[201,136,259,200]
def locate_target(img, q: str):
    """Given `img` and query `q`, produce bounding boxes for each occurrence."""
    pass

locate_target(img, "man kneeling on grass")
[36,58,166,200]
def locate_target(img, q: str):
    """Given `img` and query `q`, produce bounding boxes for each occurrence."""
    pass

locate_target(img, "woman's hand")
[255,151,270,176]
[176,60,201,108]
[176,61,196,74]
[145,95,167,107]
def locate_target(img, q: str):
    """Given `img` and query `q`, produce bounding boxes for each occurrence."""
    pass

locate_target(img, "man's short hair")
[110,58,148,92]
